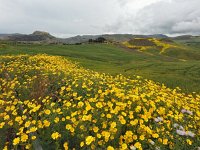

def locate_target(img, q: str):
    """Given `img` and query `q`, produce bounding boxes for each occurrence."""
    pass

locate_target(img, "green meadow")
[0,41,200,93]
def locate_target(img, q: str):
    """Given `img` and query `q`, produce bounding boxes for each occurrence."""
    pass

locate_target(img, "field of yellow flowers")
[122,38,175,54]
[0,54,200,150]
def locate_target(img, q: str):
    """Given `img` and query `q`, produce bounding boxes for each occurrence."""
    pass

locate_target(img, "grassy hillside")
[0,41,200,93]
[0,55,200,150]
[122,38,200,60]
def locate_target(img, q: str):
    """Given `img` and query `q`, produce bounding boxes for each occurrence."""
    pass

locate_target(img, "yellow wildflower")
[85,136,95,145]
[130,119,138,126]
[66,124,72,130]
[51,132,61,140]
[28,127,37,133]
[93,126,99,133]
[0,122,5,128]
[186,139,192,145]
[152,133,159,138]
[78,101,84,107]
[44,109,51,115]
[135,106,142,112]
[139,135,145,141]
[134,142,142,149]
[25,144,31,149]
[107,146,114,150]
[13,137,20,145]
[21,134,28,142]
[31,136,36,140]
[43,120,51,127]
[106,114,112,118]
[110,122,117,128]
[63,142,68,150]
[25,121,31,128]
[80,141,84,147]
[163,138,168,145]
[54,117,60,123]
[121,143,128,149]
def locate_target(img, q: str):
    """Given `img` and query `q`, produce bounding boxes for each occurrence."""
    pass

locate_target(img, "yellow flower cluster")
[122,41,152,51]
[149,38,176,54]
[0,54,200,150]
[122,38,176,54]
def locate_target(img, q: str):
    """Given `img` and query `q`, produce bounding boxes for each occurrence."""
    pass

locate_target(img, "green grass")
[0,41,200,93]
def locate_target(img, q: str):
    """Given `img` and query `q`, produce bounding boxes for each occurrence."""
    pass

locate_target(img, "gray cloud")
[107,0,200,35]
[0,0,199,37]
[0,0,121,36]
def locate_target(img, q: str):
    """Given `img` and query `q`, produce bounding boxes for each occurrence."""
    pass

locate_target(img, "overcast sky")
[0,0,199,37]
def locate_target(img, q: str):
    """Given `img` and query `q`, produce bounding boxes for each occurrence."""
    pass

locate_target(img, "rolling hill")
[122,37,200,61]
[0,31,168,44]
[0,31,55,42]
[0,31,200,93]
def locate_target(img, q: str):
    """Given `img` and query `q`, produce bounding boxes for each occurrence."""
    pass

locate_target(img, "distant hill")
[0,31,169,43]
[172,35,193,40]
[0,33,20,40]
[1,31,200,46]
[57,34,168,44]
[0,31,55,42]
